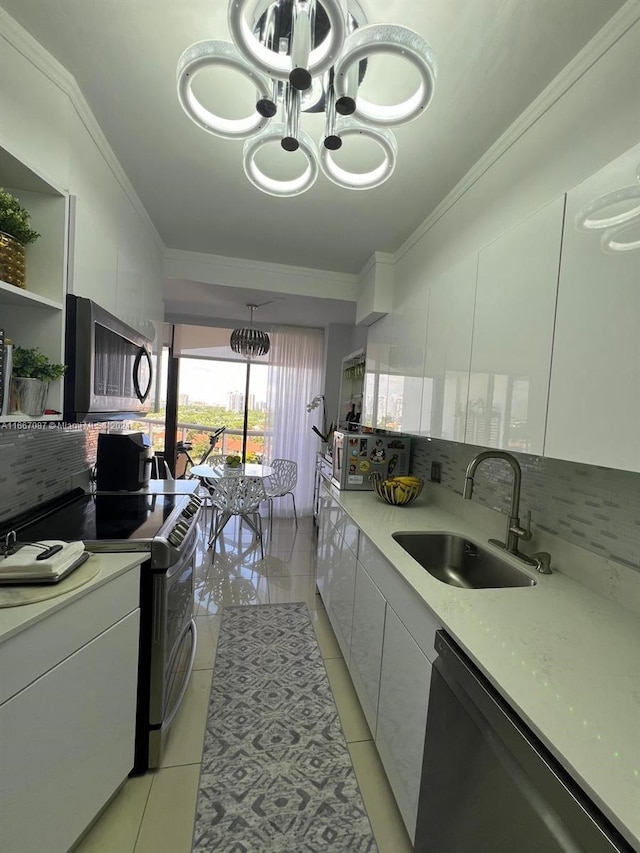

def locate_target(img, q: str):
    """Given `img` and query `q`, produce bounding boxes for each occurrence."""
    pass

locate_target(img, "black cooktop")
[4,490,183,545]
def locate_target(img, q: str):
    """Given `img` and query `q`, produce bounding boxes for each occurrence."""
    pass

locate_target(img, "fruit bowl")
[370,473,424,506]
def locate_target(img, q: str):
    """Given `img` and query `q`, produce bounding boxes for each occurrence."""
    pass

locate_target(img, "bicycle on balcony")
[175,426,227,479]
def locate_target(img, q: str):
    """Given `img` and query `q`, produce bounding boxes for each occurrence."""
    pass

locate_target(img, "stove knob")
[168,530,182,546]
[181,508,192,519]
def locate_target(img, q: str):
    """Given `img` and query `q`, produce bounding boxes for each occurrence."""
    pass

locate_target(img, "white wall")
[0,12,165,338]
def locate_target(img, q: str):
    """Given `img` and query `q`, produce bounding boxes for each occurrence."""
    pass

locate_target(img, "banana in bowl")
[370,473,424,506]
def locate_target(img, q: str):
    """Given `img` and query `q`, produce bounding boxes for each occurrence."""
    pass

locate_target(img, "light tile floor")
[74,513,412,853]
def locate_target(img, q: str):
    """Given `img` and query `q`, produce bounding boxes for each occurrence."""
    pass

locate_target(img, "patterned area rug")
[192,603,378,853]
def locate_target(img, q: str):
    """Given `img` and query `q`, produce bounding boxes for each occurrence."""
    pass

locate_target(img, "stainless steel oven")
[145,520,198,768]
[1,487,204,773]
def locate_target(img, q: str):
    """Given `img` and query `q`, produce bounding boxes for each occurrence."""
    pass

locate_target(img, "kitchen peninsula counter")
[328,482,640,850]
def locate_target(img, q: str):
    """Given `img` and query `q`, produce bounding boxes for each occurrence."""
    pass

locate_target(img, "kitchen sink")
[392,532,537,589]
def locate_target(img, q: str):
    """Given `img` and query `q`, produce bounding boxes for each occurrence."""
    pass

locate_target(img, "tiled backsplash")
[0,425,100,522]
[411,436,640,574]
[2,426,638,575]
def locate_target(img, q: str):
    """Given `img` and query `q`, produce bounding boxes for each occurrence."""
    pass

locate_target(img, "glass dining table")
[190,463,274,549]
[190,463,274,481]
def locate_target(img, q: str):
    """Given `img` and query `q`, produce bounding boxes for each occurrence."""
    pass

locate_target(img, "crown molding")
[164,247,359,288]
[358,251,395,279]
[0,9,165,252]
[394,0,640,264]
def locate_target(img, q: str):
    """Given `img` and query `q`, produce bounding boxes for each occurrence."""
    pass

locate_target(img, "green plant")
[12,346,66,381]
[0,188,40,245]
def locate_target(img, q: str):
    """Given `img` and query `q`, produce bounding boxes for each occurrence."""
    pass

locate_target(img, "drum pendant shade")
[230,303,271,359]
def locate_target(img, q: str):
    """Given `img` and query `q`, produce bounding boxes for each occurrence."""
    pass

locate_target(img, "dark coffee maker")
[96,431,153,491]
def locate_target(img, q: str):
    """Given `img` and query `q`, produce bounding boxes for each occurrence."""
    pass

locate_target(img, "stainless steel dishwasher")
[414,631,633,853]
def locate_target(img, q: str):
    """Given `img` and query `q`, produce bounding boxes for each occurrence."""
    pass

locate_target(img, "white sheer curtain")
[265,326,324,517]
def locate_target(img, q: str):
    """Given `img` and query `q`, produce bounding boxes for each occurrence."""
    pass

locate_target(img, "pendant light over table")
[230,303,271,359]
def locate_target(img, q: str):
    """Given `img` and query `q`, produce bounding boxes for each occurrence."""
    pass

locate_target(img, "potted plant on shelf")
[0,188,40,290]
[9,346,65,418]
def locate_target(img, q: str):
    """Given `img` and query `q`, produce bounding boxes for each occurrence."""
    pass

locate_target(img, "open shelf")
[0,281,63,310]
[1,144,68,422]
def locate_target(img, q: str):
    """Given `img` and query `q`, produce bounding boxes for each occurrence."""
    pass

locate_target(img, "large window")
[174,357,268,462]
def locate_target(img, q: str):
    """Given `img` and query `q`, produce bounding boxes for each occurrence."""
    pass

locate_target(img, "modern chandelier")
[230,303,271,358]
[177,0,437,197]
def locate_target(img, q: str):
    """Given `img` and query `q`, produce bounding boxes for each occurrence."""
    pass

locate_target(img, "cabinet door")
[315,490,333,606]
[545,143,640,471]
[466,196,565,454]
[421,255,478,440]
[325,533,357,662]
[69,196,118,314]
[349,563,386,735]
[376,605,433,841]
[390,268,429,434]
[362,314,392,430]
[0,611,140,853]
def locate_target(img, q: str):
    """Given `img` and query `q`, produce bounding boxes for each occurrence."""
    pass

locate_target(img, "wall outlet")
[430,461,442,483]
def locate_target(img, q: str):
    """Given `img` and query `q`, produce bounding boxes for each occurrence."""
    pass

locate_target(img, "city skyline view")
[159,355,268,409]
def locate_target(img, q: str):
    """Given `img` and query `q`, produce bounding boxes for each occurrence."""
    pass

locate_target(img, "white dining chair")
[208,475,267,556]
[265,459,298,530]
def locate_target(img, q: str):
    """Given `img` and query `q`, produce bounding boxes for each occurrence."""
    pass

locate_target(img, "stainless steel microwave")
[64,295,154,422]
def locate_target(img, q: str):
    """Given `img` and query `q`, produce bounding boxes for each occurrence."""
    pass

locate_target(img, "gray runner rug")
[191,602,378,853]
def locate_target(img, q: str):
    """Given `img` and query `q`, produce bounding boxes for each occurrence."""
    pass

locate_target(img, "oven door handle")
[163,618,198,732]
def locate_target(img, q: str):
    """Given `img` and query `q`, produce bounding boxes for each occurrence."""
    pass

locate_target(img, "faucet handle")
[510,510,533,541]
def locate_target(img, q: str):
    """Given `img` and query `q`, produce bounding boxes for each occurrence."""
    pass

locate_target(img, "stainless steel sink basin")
[392,532,537,589]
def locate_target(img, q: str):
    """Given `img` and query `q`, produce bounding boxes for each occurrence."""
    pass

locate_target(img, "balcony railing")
[128,417,269,465]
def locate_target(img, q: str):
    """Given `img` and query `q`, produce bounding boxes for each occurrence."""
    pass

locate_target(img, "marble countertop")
[0,552,144,644]
[330,484,640,850]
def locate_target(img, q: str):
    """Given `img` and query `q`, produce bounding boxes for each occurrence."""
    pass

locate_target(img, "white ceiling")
[1,0,626,326]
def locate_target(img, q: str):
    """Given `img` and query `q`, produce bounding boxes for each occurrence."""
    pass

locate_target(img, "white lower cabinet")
[376,605,433,841]
[348,563,387,734]
[0,564,141,853]
[315,493,332,607]
[316,507,441,842]
[316,489,359,662]
[1,610,140,853]
[326,532,357,662]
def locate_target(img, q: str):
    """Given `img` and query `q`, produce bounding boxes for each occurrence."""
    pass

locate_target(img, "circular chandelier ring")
[601,219,640,254]
[319,122,397,190]
[228,0,347,82]
[177,40,273,139]
[575,185,640,232]
[334,24,437,127]
[243,124,319,197]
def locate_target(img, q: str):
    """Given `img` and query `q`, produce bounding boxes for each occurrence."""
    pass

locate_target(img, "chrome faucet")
[463,450,539,568]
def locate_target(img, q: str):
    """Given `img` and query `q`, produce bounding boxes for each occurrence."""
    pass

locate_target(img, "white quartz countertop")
[0,552,143,644]
[331,485,640,850]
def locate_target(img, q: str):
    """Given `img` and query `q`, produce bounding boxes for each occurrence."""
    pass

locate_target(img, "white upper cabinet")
[466,196,565,454]
[68,196,118,315]
[362,314,392,430]
[545,143,640,471]
[420,255,478,440]
[389,265,429,434]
